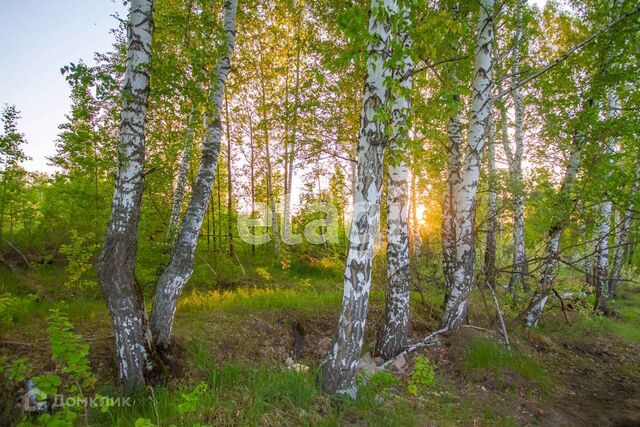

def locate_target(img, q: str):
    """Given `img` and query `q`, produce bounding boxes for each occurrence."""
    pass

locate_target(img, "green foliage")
[58,230,99,291]
[407,355,436,395]
[47,309,95,388]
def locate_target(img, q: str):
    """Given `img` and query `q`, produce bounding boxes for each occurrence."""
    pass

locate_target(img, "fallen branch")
[552,288,572,325]
[486,281,511,350]
[379,328,447,369]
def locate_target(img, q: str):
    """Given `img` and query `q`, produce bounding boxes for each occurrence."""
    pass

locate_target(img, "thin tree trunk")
[610,149,640,294]
[509,0,528,293]
[440,0,494,331]
[259,67,280,258]
[523,135,581,327]
[150,0,237,349]
[283,47,301,243]
[594,88,618,312]
[166,105,196,245]
[484,106,498,288]
[376,3,413,360]
[442,108,462,294]
[248,110,256,255]
[96,0,156,388]
[320,0,396,396]
[224,90,234,256]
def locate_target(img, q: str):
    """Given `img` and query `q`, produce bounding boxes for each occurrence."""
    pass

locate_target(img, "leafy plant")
[408,355,436,395]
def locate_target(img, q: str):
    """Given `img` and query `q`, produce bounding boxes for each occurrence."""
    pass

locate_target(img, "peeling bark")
[321,0,396,396]
[150,0,238,349]
[440,0,494,332]
[376,2,413,360]
[97,0,155,388]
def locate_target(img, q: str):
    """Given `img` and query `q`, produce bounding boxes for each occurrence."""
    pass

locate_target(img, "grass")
[462,337,553,394]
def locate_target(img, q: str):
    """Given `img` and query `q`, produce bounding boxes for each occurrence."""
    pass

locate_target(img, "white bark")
[166,105,196,245]
[594,88,618,311]
[321,0,396,396]
[509,0,528,292]
[442,108,462,292]
[441,0,494,332]
[376,2,413,360]
[524,137,581,327]
[610,150,640,294]
[484,106,498,287]
[150,0,237,349]
[97,0,155,387]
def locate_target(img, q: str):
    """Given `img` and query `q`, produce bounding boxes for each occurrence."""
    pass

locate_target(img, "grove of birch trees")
[2,0,640,403]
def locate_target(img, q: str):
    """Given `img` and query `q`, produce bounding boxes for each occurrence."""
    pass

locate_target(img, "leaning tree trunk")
[96,0,155,388]
[150,0,237,349]
[610,149,640,295]
[523,137,581,327]
[508,0,528,293]
[440,0,494,332]
[376,2,413,360]
[166,105,196,245]
[320,0,396,396]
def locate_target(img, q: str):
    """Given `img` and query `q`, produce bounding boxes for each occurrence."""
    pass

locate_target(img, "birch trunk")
[594,88,618,312]
[442,108,462,293]
[376,3,413,360]
[283,47,300,243]
[96,0,155,387]
[484,107,498,287]
[440,0,494,331]
[150,0,237,349]
[610,150,640,294]
[523,138,581,327]
[166,105,196,245]
[224,91,234,256]
[509,0,528,293]
[321,0,396,396]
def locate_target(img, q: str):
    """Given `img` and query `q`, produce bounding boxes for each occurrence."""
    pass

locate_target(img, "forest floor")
[1,258,640,426]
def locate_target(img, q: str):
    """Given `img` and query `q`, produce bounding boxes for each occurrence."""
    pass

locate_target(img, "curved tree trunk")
[150,0,237,349]
[320,0,396,396]
[376,2,413,360]
[96,0,155,388]
[523,135,581,327]
[440,0,494,332]
[166,105,196,246]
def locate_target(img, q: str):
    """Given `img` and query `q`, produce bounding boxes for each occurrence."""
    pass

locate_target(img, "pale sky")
[1,0,547,173]
[0,0,127,172]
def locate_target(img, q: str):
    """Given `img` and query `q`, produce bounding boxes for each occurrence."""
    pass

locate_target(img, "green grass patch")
[462,337,553,394]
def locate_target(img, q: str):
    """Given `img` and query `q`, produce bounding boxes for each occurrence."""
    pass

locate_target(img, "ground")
[1,257,639,426]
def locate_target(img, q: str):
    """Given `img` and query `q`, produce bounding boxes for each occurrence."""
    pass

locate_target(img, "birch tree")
[150,0,238,349]
[440,0,494,331]
[321,0,396,396]
[610,150,640,294]
[166,105,196,245]
[376,1,413,360]
[507,0,528,292]
[96,0,156,387]
[523,134,582,327]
